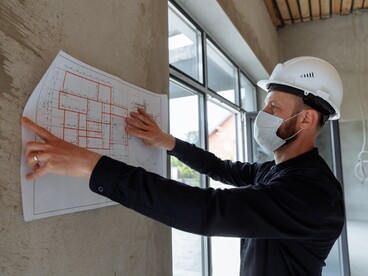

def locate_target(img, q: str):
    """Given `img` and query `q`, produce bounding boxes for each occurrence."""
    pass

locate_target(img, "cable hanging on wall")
[354,102,368,184]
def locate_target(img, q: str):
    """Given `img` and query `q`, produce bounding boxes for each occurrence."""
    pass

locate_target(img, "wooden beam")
[353,0,364,9]
[264,0,283,27]
[320,0,331,18]
[341,0,353,14]
[288,0,302,23]
[310,0,321,20]
[332,0,341,14]
[276,0,293,25]
[299,0,311,21]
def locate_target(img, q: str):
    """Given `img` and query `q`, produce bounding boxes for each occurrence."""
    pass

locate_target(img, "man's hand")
[125,108,175,151]
[22,117,102,180]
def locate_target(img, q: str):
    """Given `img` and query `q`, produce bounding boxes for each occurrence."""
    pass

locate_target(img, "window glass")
[207,39,238,104]
[169,4,203,82]
[207,97,240,276]
[240,73,256,112]
[170,80,204,276]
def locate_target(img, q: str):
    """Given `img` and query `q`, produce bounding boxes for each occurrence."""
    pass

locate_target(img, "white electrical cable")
[354,102,368,184]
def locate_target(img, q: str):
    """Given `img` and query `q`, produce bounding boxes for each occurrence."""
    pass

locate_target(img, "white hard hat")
[257,56,343,120]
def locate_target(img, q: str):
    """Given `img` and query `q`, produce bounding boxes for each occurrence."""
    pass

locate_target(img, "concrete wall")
[217,0,279,74]
[278,13,368,221]
[0,1,171,275]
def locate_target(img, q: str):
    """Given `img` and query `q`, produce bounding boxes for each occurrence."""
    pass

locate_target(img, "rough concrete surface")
[0,0,171,275]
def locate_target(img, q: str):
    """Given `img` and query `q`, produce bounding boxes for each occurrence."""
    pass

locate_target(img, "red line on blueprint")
[59,90,90,101]
[85,129,102,135]
[62,110,66,140]
[78,113,81,146]
[99,86,103,125]
[87,119,103,124]
[58,90,61,110]
[78,113,81,131]
[97,82,99,101]
[84,134,101,139]
[62,71,67,91]
[64,126,79,131]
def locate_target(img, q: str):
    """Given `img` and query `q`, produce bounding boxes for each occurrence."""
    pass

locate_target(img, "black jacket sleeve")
[168,138,257,187]
[89,156,341,239]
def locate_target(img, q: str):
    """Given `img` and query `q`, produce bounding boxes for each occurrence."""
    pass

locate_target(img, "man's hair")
[293,96,327,129]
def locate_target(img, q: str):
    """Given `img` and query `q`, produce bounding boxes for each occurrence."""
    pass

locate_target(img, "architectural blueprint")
[21,51,168,221]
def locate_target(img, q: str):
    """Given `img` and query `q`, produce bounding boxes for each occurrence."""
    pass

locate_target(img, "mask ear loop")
[283,110,305,124]
[282,110,305,142]
[284,128,303,141]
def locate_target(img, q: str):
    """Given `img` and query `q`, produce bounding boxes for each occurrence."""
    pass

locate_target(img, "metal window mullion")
[201,32,212,276]
[202,32,209,91]
[202,92,212,276]
[236,69,245,162]
[330,121,351,276]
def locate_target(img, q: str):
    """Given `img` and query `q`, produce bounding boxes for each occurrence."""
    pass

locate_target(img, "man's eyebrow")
[264,99,279,105]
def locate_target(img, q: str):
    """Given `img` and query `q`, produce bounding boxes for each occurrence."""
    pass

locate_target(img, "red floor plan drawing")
[21,51,168,221]
[59,71,128,150]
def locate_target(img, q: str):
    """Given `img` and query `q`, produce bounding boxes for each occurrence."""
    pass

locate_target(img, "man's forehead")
[265,90,299,104]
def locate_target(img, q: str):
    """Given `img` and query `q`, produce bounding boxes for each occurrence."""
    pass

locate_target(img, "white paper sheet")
[21,51,168,221]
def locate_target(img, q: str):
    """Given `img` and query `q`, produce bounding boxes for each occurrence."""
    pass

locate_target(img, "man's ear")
[300,109,319,129]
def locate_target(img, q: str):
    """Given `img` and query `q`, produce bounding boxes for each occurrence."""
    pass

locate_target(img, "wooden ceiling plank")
[276,0,292,22]
[341,0,353,14]
[353,0,364,9]
[310,0,321,20]
[288,0,301,21]
[320,0,331,18]
[299,0,311,21]
[332,0,341,14]
[264,0,283,27]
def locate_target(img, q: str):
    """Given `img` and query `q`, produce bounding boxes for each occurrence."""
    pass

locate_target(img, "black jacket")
[90,138,345,276]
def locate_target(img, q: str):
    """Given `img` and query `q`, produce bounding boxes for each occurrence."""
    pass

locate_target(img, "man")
[23,56,345,275]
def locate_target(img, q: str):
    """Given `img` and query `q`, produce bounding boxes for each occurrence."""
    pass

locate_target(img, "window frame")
[168,1,258,275]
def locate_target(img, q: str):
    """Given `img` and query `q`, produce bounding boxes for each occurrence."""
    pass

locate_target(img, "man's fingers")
[26,149,46,166]
[21,117,55,142]
[126,117,151,131]
[25,164,49,181]
[126,126,151,140]
[129,112,150,126]
[24,141,47,154]
[137,108,155,123]
[130,108,156,125]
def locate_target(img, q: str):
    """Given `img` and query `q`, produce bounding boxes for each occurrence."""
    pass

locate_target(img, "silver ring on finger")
[33,154,40,163]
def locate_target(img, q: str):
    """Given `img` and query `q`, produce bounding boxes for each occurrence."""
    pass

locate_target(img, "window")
[207,97,241,276]
[170,80,205,276]
[207,39,238,104]
[168,2,257,275]
[240,73,256,112]
[169,3,203,82]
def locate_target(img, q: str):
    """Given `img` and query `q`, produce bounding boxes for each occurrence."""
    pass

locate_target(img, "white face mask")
[254,111,304,153]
